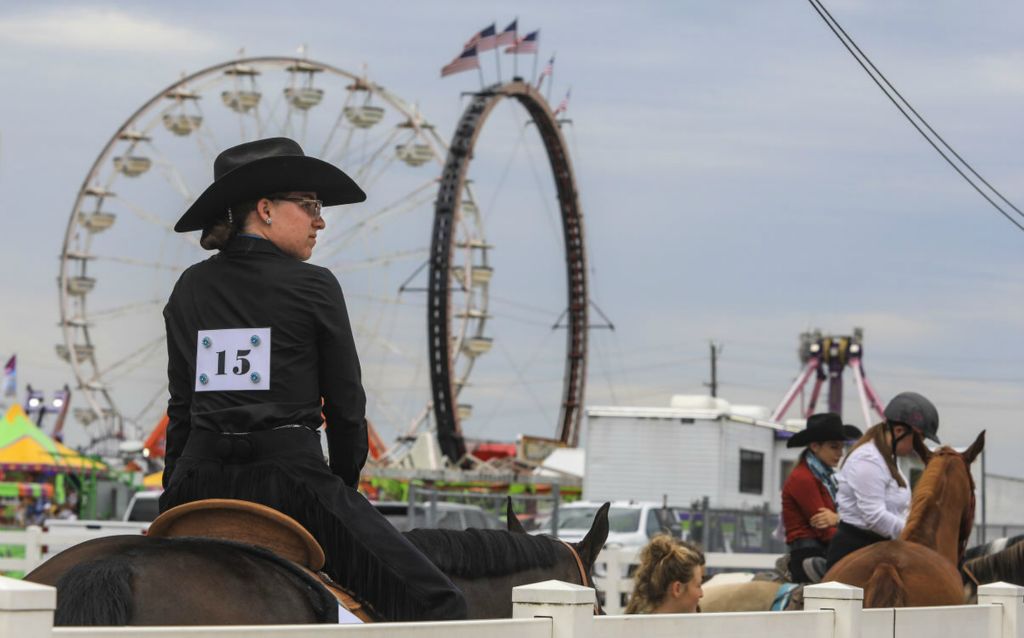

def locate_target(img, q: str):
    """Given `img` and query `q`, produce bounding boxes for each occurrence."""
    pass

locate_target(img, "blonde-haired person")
[625,535,705,614]
[824,392,939,570]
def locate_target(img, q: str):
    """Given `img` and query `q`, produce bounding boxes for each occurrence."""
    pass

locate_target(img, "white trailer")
[583,395,804,512]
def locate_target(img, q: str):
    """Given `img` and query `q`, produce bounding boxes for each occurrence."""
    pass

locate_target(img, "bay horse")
[26,501,610,625]
[823,431,985,608]
[962,536,1024,602]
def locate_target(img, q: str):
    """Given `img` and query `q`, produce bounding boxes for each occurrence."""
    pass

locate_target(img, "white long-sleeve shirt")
[835,442,910,539]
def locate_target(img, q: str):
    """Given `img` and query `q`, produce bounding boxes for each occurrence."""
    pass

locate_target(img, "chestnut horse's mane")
[902,447,976,564]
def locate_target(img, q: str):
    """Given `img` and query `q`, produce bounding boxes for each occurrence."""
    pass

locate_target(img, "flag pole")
[493,20,502,83]
[531,50,538,87]
[512,20,519,79]
[477,62,485,91]
[546,50,556,103]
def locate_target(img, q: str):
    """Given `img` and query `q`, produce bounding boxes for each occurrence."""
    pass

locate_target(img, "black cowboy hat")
[174,137,366,232]
[786,412,863,448]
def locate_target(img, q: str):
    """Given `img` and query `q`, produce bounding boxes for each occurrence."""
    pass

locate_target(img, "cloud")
[0,7,218,53]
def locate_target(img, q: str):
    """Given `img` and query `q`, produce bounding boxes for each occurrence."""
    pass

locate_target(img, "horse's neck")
[901,462,963,564]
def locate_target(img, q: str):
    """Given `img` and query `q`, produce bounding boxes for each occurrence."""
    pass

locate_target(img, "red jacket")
[781,458,837,545]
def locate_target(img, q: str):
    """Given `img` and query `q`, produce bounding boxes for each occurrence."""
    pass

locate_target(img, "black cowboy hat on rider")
[781,413,861,583]
[824,392,938,571]
[160,137,467,621]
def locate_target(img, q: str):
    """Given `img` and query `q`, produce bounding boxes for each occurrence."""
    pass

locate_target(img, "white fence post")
[0,575,55,638]
[804,582,863,638]
[600,548,627,615]
[513,579,595,638]
[979,582,1024,638]
[24,525,43,571]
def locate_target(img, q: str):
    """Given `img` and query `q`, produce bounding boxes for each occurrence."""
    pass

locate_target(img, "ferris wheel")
[57,56,471,454]
[58,55,589,462]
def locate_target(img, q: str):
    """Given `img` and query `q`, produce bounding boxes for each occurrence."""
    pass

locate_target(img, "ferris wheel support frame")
[428,80,588,462]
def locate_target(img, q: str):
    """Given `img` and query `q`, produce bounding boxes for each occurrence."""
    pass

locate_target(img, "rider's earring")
[265,217,272,225]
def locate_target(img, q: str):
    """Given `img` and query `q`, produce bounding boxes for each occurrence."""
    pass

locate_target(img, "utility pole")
[704,341,722,397]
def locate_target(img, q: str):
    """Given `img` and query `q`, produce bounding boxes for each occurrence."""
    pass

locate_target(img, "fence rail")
[2,578,1022,638]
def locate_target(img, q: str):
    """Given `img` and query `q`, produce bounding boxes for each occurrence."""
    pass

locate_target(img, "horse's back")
[26,535,151,586]
[28,535,333,625]
[702,580,784,612]
[825,540,963,607]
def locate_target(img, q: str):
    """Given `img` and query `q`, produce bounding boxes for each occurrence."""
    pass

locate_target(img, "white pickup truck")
[41,491,161,555]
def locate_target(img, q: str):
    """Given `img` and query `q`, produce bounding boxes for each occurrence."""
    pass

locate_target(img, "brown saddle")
[149,498,373,622]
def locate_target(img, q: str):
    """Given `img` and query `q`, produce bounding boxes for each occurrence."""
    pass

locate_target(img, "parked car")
[535,500,686,548]
[372,501,503,532]
[123,490,161,523]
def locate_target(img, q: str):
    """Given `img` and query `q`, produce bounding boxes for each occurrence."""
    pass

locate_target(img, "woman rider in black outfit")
[159,137,467,622]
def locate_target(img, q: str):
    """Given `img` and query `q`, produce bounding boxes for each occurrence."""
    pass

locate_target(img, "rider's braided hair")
[200,198,259,250]
[625,534,704,614]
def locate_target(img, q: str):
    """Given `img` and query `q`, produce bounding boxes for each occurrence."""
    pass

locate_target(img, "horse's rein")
[558,540,602,615]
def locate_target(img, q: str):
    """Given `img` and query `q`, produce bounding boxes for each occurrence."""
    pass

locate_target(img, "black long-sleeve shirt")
[163,235,367,487]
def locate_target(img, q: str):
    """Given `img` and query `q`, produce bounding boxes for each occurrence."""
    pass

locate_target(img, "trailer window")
[739,449,764,494]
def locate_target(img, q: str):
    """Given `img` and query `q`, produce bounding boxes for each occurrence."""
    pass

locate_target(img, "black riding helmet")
[884,391,940,444]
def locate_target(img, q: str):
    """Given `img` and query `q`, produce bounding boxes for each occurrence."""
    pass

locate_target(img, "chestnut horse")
[823,431,985,608]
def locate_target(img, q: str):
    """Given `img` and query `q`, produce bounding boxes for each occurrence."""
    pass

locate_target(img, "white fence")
[0,525,150,575]
[593,546,780,614]
[3,578,1022,638]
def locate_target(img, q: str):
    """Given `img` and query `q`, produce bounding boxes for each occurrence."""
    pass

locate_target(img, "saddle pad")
[772,583,801,611]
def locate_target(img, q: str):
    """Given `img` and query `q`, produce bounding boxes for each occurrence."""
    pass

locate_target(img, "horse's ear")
[506,497,527,534]
[575,502,610,569]
[962,430,986,466]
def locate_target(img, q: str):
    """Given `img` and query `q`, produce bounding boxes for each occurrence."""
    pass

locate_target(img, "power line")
[807,0,1024,233]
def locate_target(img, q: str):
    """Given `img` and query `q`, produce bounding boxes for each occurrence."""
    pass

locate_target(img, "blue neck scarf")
[806,451,838,502]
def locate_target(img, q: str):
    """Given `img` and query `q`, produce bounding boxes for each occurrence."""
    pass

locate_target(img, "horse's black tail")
[54,555,134,626]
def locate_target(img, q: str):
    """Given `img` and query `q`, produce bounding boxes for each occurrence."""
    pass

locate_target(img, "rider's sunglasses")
[268,194,323,220]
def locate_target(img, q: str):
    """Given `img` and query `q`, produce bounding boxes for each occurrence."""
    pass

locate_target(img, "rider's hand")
[810,508,839,528]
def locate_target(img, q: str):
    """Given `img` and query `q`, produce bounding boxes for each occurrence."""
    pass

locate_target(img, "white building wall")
[982,474,1024,526]
[583,415,719,504]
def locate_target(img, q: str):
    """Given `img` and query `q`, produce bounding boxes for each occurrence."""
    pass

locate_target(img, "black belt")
[788,538,825,552]
[182,426,321,464]
[837,521,887,543]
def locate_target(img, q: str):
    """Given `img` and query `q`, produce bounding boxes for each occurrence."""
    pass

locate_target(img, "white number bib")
[194,328,271,392]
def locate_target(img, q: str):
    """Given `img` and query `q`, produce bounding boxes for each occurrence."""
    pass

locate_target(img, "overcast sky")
[0,2,1021,477]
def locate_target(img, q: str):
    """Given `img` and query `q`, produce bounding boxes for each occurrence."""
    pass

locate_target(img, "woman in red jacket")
[781,413,861,583]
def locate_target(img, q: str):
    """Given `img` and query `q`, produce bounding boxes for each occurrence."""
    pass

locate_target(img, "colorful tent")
[142,470,163,489]
[0,404,107,473]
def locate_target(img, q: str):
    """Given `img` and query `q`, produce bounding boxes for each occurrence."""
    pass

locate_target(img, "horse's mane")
[903,448,975,563]
[903,452,952,535]
[965,534,1024,563]
[965,539,1024,588]
[403,528,559,578]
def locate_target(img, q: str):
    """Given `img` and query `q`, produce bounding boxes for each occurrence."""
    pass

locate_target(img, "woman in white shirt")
[824,392,940,570]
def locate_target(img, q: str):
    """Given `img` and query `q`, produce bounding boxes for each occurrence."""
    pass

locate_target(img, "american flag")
[553,88,571,116]
[504,29,539,55]
[496,19,518,47]
[2,355,15,398]
[536,55,555,89]
[441,46,480,77]
[464,23,497,52]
